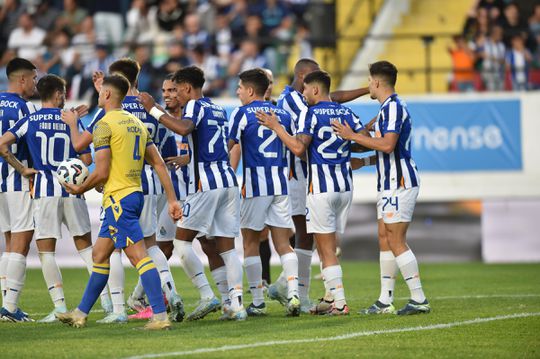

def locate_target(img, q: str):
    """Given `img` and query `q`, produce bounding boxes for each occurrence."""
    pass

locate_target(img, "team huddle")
[0,56,429,330]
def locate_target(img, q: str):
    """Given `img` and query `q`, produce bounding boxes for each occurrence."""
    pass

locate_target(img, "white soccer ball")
[56,158,89,186]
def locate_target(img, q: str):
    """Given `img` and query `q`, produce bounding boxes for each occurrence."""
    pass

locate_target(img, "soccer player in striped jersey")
[228,68,300,317]
[0,58,37,322]
[61,59,184,323]
[258,70,364,316]
[332,61,430,315]
[0,74,110,322]
[147,75,231,320]
[56,75,181,330]
[138,66,246,321]
[270,59,369,312]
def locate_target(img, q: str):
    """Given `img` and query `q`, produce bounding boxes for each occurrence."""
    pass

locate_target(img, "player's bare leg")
[174,228,219,320]
[200,237,229,310]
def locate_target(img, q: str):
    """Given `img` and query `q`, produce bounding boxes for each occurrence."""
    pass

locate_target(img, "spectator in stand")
[296,20,312,59]
[36,29,75,77]
[78,43,114,99]
[448,35,476,92]
[529,4,540,39]
[227,37,267,95]
[480,25,506,91]
[90,0,124,47]
[477,0,505,22]
[499,2,528,47]
[0,49,16,91]
[157,0,187,32]
[227,0,248,38]
[463,7,491,42]
[161,40,191,74]
[183,13,211,52]
[134,44,159,97]
[55,0,89,35]
[190,45,225,97]
[284,0,308,22]
[0,0,26,51]
[34,0,61,32]
[506,34,532,91]
[212,12,233,62]
[7,12,46,61]
[261,0,289,35]
[124,0,160,46]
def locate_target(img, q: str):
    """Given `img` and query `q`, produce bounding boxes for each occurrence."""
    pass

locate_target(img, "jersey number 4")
[133,135,141,160]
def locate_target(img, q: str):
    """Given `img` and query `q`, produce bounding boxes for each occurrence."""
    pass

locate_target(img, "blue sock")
[78,263,110,314]
[137,257,166,314]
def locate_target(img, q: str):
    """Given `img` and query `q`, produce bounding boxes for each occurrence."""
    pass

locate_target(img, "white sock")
[322,265,346,308]
[78,246,110,301]
[148,245,177,301]
[244,256,264,306]
[295,248,311,301]
[39,252,65,308]
[320,261,332,299]
[109,251,125,314]
[174,240,214,299]
[0,252,9,304]
[280,252,299,299]
[378,251,398,305]
[4,252,26,313]
[210,266,229,305]
[220,249,243,311]
[396,250,426,303]
[132,278,145,299]
[275,271,287,288]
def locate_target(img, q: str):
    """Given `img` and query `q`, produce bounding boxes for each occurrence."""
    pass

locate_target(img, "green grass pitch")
[1,262,539,358]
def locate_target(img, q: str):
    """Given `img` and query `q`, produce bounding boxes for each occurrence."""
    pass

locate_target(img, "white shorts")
[306,191,352,234]
[157,197,182,242]
[289,175,307,217]
[241,195,294,231]
[179,187,240,238]
[140,194,158,237]
[0,191,34,233]
[377,187,419,224]
[34,197,91,240]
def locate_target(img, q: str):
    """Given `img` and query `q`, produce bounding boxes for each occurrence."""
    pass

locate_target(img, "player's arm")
[138,92,195,136]
[145,144,182,221]
[351,155,377,170]
[164,154,190,170]
[0,132,37,178]
[61,109,93,152]
[333,121,398,154]
[64,146,111,195]
[79,152,93,166]
[228,142,241,171]
[330,87,369,104]
[256,110,311,157]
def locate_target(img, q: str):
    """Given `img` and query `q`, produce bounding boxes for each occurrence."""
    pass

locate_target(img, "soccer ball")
[56,158,89,186]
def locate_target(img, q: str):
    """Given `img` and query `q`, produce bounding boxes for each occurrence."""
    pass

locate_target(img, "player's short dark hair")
[172,66,205,89]
[238,68,270,96]
[102,75,130,100]
[294,58,319,73]
[304,70,331,94]
[369,61,398,87]
[36,74,66,101]
[6,58,36,79]
[108,58,140,87]
[164,73,175,81]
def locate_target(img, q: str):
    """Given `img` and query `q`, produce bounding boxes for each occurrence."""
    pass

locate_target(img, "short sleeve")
[92,121,112,151]
[87,109,105,134]
[348,110,364,133]
[382,101,403,134]
[227,107,245,143]
[8,117,29,139]
[296,108,314,136]
[182,100,202,126]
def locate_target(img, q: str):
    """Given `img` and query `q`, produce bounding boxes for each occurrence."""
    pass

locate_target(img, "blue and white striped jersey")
[297,101,363,194]
[228,100,291,198]
[277,85,308,180]
[89,96,160,196]
[183,97,237,194]
[9,108,90,198]
[0,92,36,192]
[375,94,420,192]
[156,123,189,200]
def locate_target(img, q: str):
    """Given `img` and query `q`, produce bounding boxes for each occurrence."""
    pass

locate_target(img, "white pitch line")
[29,309,105,316]
[124,312,540,359]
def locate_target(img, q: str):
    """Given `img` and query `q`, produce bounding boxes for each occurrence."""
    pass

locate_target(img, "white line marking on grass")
[124,312,540,359]
[29,309,104,316]
[396,293,540,300]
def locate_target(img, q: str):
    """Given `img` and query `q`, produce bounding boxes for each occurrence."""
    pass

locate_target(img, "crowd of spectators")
[449,0,540,92]
[0,0,312,101]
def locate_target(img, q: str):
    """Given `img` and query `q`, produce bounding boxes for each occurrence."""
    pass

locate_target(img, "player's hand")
[168,200,182,221]
[93,71,104,92]
[165,155,189,169]
[74,104,89,118]
[332,120,354,140]
[21,167,38,179]
[137,92,156,112]
[95,183,104,193]
[62,182,84,195]
[256,110,279,131]
[350,157,364,170]
[61,108,79,126]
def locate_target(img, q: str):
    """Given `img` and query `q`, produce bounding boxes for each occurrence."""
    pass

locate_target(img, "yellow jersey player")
[56,75,181,330]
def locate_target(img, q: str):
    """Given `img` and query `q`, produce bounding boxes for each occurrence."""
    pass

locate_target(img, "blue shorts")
[98,192,144,249]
